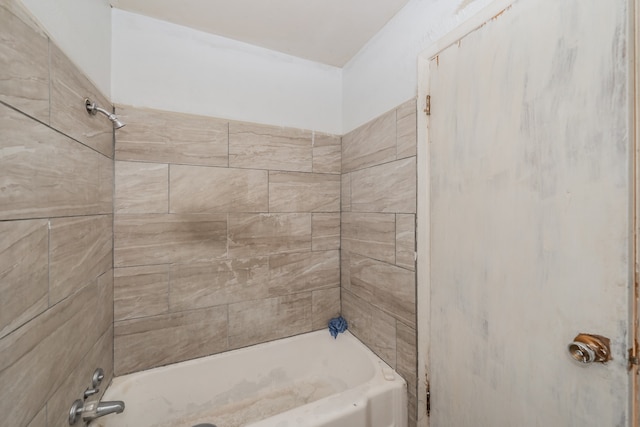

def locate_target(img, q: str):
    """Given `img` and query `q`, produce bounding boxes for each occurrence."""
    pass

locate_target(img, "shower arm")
[84,98,126,129]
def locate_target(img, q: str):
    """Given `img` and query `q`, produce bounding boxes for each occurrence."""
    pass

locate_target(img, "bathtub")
[91,330,407,427]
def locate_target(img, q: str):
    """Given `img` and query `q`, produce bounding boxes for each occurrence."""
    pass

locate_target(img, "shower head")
[84,98,126,129]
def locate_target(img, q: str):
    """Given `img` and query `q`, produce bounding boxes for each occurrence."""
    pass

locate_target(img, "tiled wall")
[0,1,114,426]
[112,106,341,375]
[341,100,418,426]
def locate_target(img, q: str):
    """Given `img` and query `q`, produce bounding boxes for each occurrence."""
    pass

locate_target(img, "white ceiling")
[109,0,410,67]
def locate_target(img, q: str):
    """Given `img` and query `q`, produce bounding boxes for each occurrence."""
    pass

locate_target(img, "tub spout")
[94,401,125,419]
[81,399,125,423]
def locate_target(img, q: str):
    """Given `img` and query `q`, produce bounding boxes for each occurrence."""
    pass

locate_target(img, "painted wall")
[111,10,343,135]
[342,0,495,133]
[18,0,112,97]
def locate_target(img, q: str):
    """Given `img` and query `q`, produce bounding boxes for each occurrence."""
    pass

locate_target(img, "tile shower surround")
[112,106,342,375]
[0,1,114,426]
[0,0,419,423]
[341,100,418,426]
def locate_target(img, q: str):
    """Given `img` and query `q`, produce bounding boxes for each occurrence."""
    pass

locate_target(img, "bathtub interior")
[91,330,406,427]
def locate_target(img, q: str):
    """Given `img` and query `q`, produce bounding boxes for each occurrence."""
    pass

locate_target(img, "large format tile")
[114,265,169,321]
[312,213,340,251]
[269,172,340,212]
[169,258,269,311]
[47,326,113,427]
[341,173,351,212]
[342,212,396,263]
[114,214,227,267]
[49,215,113,304]
[268,250,339,295]
[342,290,397,368]
[114,306,228,375]
[170,165,268,213]
[26,407,46,427]
[313,133,341,174]
[349,254,416,327]
[228,213,311,258]
[115,161,168,214]
[115,106,229,166]
[397,321,418,401]
[50,44,113,157]
[311,288,340,330]
[396,99,417,159]
[0,105,112,220]
[228,293,312,349]
[341,290,372,344]
[396,214,416,270]
[229,122,312,172]
[342,109,396,173]
[0,1,49,122]
[0,280,102,427]
[350,157,416,213]
[0,219,48,338]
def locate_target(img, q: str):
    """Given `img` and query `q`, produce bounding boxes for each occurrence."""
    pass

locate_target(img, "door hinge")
[424,95,431,116]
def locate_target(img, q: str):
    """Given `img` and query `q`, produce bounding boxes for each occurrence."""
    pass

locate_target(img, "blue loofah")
[328,316,348,339]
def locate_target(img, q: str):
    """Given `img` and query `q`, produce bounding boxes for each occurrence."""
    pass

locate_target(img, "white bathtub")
[91,330,407,427]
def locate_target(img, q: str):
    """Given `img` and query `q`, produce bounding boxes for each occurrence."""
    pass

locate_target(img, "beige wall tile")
[170,165,268,213]
[115,161,168,214]
[26,406,46,427]
[49,215,113,305]
[228,213,311,258]
[169,258,269,312]
[0,1,49,123]
[312,288,340,330]
[0,280,102,427]
[0,219,49,337]
[397,321,417,402]
[313,133,341,174]
[396,214,416,270]
[229,122,312,172]
[50,44,113,157]
[371,310,397,368]
[340,247,351,291]
[351,157,416,213]
[342,212,396,263]
[342,109,396,173]
[312,213,340,251]
[115,265,169,321]
[115,106,229,166]
[341,172,351,212]
[114,306,228,375]
[341,290,372,344]
[0,219,48,339]
[96,270,114,336]
[349,254,416,327]
[268,250,339,295]
[269,172,340,212]
[396,99,417,159]
[228,293,312,349]
[114,214,227,267]
[47,327,113,427]
[0,105,112,220]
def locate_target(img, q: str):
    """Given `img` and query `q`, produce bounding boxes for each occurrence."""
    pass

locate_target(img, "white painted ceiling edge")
[111,9,343,134]
[342,0,495,133]
[109,0,410,67]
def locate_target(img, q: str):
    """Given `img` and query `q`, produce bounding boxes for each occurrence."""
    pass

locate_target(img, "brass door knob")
[568,333,611,364]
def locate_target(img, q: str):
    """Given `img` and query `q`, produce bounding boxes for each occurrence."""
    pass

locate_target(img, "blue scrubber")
[328,316,348,338]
